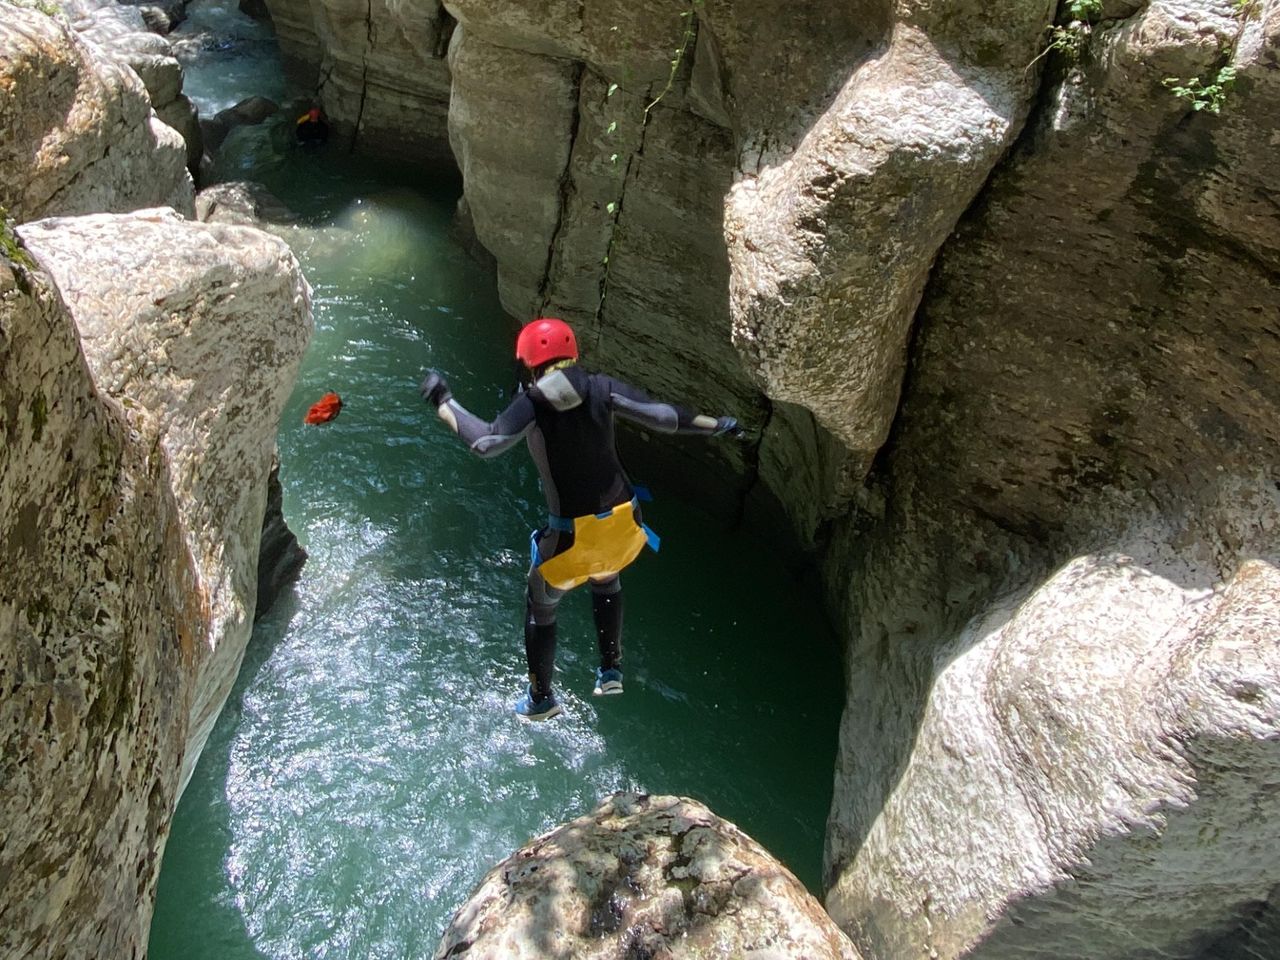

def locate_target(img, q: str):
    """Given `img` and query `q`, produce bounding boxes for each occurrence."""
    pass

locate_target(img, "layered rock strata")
[0,4,194,221]
[435,792,862,960]
[281,3,1280,956]
[4,0,1273,957]
[1,208,310,957]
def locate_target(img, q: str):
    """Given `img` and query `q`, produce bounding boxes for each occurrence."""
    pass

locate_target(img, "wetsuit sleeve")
[436,392,536,458]
[603,375,722,436]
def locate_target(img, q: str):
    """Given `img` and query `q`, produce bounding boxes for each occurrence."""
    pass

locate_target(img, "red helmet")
[515,318,578,368]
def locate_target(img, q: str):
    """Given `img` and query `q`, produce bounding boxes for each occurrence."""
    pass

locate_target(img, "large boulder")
[0,4,194,223]
[827,510,1280,960]
[64,0,204,170]
[434,793,862,960]
[1,208,310,957]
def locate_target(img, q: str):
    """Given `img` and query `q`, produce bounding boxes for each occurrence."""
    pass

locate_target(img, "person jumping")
[418,317,741,721]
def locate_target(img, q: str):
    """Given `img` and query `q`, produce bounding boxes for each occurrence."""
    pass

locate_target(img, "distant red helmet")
[516,318,578,368]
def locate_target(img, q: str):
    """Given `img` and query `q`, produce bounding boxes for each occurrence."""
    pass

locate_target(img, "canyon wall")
[820,1,1280,957]
[266,0,455,162]
[274,0,1280,956]
[0,3,194,221]
[4,0,1278,956]
[1,206,310,957]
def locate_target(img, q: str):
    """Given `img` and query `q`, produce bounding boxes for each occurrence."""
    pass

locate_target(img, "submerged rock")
[435,793,862,960]
[195,179,296,225]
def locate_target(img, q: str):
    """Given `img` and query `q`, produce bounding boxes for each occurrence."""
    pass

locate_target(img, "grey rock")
[195,180,296,225]
[215,94,280,126]
[821,1,1280,957]
[262,0,454,162]
[0,5,194,223]
[434,793,863,960]
[3,207,310,957]
[19,207,313,794]
[156,93,203,171]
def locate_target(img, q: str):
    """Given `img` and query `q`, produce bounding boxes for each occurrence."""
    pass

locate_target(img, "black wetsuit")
[437,363,725,699]
[295,116,329,145]
[440,363,720,518]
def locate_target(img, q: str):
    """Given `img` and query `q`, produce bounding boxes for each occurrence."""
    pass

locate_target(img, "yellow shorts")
[537,500,651,591]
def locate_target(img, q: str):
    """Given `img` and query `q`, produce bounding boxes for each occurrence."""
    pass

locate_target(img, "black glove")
[713,416,743,438]
[419,370,452,408]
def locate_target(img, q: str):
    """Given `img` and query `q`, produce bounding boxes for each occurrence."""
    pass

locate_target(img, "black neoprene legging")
[524,566,622,699]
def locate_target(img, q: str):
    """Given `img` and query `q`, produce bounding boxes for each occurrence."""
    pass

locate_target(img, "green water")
[149,9,843,958]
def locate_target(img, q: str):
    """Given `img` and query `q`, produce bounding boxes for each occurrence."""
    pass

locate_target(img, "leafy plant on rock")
[1162,65,1237,114]
[1029,0,1104,68]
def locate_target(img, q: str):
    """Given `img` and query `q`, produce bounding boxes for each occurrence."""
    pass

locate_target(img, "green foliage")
[1232,0,1259,19]
[30,390,48,442]
[645,0,702,117]
[1066,0,1102,20]
[1028,0,1103,68]
[594,0,702,313]
[1162,65,1237,114]
[1,207,36,272]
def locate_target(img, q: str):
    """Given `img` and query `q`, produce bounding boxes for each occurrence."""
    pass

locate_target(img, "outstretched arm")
[604,375,741,438]
[420,371,535,458]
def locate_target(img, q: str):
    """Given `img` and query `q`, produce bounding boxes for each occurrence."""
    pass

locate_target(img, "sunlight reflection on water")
[149,3,842,956]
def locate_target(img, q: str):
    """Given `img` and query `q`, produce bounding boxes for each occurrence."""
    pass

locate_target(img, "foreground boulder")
[1,208,309,957]
[435,793,861,960]
[0,4,194,222]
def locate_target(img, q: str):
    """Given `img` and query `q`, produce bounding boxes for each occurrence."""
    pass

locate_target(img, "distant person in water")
[295,106,329,146]
[419,318,742,721]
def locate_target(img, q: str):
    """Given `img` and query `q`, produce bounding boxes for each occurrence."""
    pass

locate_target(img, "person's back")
[524,364,631,518]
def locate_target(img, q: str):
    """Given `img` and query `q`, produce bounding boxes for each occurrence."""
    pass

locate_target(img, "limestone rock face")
[822,2,1280,957]
[443,6,762,518]
[1,209,310,958]
[828,510,1280,960]
[725,0,1055,475]
[263,0,454,162]
[440,0,1063,537]
[434,793,862,960]
[0,221,198,960]
[0,4,193,223]
[65,0,204,170]
[19,206,312,791]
